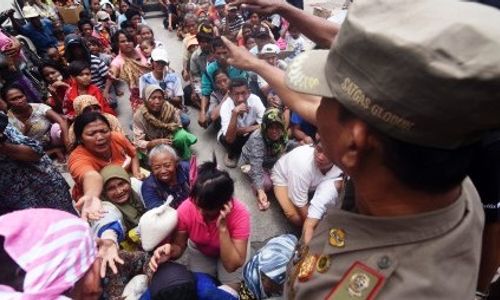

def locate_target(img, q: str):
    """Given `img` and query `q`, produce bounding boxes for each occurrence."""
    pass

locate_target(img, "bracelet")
[475,290,489,300]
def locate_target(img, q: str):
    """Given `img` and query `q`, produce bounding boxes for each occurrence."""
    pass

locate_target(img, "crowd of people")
[1,0,500,299]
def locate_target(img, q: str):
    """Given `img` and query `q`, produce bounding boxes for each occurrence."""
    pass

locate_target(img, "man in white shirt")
[271,142,343,227]
[218,78,265,167]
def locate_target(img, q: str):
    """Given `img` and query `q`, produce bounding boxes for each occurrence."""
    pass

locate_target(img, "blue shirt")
[201,61,248,96]
[139,70,184,99]
[141,160,190,210]
[291,112,317,138]
[19,18,57,55]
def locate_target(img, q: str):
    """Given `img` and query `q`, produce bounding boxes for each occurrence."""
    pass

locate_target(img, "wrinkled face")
[230,85,249,105]
[41,66,62,84]
[5,88,28,110]
[140,28,153,41]
[80,120,112,156]
[266,122,283,141]
[145,90,164,113]
[214,72,230,93]
[150,152,177,184]
[91,0,100,12]
[104,178,131,204]
[75,68,92,87]
[313,141,334,170]
[214,46,228,65]
[118,33,134,54]
[81,24,93,38]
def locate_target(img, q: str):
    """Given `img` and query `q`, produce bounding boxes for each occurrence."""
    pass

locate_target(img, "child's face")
[215,73,230,92]
[75,68,92,86]
[88,43,100,55]
[140,43,153,58]
[245,37,256,50]
[289,26,300,39]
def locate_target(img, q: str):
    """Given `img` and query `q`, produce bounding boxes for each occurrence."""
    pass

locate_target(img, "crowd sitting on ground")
[2,0,499,299]
[0,0,340,299]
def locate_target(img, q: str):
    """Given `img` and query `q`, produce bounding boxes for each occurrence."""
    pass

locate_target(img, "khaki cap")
[285,0,500,149]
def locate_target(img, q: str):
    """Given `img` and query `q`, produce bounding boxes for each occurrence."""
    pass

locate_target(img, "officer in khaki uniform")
[276,0,500,299]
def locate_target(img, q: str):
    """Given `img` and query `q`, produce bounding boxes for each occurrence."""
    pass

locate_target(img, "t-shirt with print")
[177,197,250,257]
[7,103,52,146]
[138,70,184,99]
[218,93,265,140]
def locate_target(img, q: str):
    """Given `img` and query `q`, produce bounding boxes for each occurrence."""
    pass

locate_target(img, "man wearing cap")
[7,5,57,56]
[139,49,185,118]
[257,43,287,97]
[223,0,500,298]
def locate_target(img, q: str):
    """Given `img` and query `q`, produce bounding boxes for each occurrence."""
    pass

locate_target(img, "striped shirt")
[221,15,245,34]
[90,54,108,90]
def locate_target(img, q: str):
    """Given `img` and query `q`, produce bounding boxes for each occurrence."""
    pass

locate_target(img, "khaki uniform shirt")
[284,178,484,300]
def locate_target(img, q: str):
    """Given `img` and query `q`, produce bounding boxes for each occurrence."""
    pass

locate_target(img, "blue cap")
[214,0,226,7]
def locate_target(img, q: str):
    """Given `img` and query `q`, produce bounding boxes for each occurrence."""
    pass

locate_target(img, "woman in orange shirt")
[68,112,144,219]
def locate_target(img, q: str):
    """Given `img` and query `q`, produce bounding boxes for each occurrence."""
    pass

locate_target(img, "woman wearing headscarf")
[133,84,197,160]
[239,108,291,211]
[240,234,297,300]
[67,95,124,151]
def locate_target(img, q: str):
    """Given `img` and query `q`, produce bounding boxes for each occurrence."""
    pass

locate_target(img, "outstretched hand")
[149,244,172,272]
[76,195,105,221]
[97,238,124,278]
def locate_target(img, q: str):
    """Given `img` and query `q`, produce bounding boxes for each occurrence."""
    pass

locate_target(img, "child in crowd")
[139,38,155,59]
[63,60,115,120]
[283,23,305,60]
[86,36,113,66]
[207,69,230,126]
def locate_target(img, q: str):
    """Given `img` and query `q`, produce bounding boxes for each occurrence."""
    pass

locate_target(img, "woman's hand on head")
[149,244,172,272]
[216,201,233,230]
[97,238,124,278]
[76,195,105,221]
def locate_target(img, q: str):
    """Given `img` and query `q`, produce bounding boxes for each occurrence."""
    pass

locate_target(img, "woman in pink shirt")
[149,159,250,291]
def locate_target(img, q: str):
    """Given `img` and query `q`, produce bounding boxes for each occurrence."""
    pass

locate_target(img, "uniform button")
[377,255,391,270]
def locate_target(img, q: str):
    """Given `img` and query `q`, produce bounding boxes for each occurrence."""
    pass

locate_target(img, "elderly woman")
[67,95,124,151]
[68,112,144,217]
[3,84,69,161]
[141,144,190,210]
[239,108,291,211]
[149,159,250,292]
[133,85,197,160]
[0,117,75,216]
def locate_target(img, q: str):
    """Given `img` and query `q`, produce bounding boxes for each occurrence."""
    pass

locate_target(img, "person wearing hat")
[256,43,287,97]
[249,25,275,55]
[222,0,500,298]
[7,5,57,56]
[239,108,291,210]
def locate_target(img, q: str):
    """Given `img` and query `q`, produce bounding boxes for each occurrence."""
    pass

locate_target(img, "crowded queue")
[0,0,499,299]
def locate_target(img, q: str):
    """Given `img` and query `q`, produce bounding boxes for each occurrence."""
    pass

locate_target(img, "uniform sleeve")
[228,200,250,240]
[307,178,340,219]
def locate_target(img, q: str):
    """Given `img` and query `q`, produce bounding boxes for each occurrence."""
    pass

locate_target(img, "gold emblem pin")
[348,272,371,297]
[316,255,331,273]
[297,254,317,282]
[329,228,346,248]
